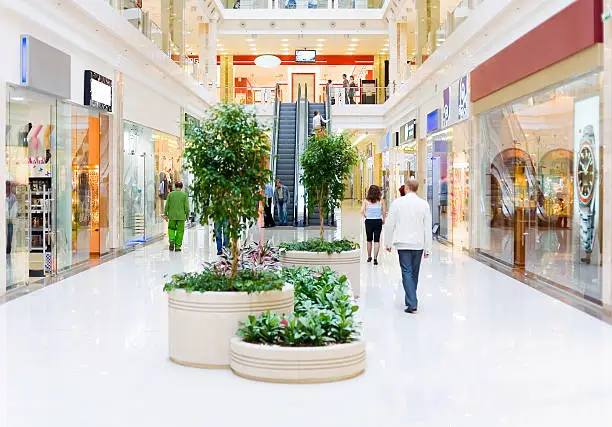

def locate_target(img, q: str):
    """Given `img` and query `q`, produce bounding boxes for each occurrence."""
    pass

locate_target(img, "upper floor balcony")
[219,0,384,9]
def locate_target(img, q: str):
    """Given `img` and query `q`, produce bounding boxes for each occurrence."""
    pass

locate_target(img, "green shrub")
[279,239,359,254]
[163,269,284,294]
[237,267,360,346]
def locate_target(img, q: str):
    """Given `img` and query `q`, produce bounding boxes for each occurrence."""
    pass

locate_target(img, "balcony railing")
[328,86,391,105]
[223,0,383,9]
[433,0,485,51]
[217,86,285,105]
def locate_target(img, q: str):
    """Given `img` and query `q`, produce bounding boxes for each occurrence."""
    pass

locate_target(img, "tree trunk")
[230,236,239,283]
[318,201,325,240]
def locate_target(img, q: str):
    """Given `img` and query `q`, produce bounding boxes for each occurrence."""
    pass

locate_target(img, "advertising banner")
[573,95,600,277]
[442,87,451,128]
[458,75,470,121]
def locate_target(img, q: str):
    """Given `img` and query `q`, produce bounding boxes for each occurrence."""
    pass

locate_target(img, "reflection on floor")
[2,205,612,426]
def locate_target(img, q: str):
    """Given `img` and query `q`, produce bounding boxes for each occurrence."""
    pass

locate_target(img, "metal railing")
[324,84,332,132]
[224,0,383,9]
[216,86,284,104]
[271,83,281,185]
[328,86,391,105]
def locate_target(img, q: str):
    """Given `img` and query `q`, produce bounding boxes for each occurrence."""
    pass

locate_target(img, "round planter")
[168,286,294,369]
[230,338,366,383]
[281,249,361,297]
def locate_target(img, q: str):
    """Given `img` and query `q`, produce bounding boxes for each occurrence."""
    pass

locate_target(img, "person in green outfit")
[163,181,190,252]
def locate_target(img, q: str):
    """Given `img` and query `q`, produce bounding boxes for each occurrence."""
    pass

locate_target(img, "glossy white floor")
[2,205,612,427]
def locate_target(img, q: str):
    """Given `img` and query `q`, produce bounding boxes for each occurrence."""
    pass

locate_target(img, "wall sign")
[442,87,451,128]
[457,75,470,121]
[84,70,112,112]
[427,110,440,134]
[20,35,71,99]
[400,119,417,144]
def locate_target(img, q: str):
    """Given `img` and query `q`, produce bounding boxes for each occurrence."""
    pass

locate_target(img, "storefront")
[470,0,605,303]
[122,121,182,246]
[5,81,112,289]
[423,75,471,247]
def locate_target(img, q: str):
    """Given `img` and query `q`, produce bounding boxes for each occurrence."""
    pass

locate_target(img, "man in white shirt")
[385,179,432,313]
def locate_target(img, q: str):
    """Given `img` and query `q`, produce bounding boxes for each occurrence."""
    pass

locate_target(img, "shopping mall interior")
[2,0,612,425]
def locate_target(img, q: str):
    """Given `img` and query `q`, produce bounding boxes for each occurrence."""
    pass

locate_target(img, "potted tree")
[165,103,294,369]
[280,132,362,297]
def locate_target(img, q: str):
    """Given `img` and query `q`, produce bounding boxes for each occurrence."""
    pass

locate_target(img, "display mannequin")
[27,124,45,160]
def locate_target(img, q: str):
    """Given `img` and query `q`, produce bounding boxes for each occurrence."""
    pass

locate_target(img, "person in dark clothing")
[348,75,357,104]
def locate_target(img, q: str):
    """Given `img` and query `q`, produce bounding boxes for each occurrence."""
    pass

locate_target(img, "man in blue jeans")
[384,180,432,313]
[274,179,289,226]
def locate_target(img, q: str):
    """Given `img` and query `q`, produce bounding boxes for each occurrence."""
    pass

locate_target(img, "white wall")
[123,75,182,137]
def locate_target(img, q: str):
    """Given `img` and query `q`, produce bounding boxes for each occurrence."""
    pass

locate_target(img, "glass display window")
[476,71,603,302]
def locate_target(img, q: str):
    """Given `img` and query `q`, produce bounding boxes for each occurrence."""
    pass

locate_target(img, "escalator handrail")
[271,83,281,184]
[293,84,302,226]
[324,83,332,132]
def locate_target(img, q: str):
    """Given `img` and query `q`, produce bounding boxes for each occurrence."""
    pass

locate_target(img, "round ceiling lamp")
[255,54,281,68]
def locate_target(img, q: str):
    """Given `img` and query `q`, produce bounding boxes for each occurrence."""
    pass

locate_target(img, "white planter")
[168,286,294,369]
[281,249,361,297]
[230,338,366,383]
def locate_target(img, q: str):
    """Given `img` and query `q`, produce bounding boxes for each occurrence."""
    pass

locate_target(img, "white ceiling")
[217,33,388,55]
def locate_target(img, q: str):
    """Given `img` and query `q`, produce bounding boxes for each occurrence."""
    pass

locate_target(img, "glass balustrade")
[223,0,382,9]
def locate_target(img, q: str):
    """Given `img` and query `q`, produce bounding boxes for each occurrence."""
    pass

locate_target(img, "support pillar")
[198,22,208,85]
[387,18,398,93]
[208,15,218,89]
[602,4,612,309]
[110,71,125,250]
[219,55,234,101]
[373,54,387,103]
[398,22,408,82]
[415,0,440,65]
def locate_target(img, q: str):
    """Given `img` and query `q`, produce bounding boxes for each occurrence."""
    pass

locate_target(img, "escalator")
[275,103,297,225]
[305,102,327,226]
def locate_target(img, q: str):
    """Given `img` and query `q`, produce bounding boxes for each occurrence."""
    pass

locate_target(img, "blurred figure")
[274,179,290,226]
[312,110,328,136]
[348,75,357,104]
[6,181,17,254]
[361,185,386,265]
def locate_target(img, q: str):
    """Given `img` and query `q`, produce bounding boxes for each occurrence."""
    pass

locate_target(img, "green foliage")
[163,268,284,294]
[237,267,360,346]
[301,132,359,237]
[184,102,271,278]
[279,239,359,254]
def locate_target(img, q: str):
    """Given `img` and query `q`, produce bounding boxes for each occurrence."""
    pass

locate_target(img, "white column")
[602,4,612,309]
[207,15,218,89]
[387,18,398,93]
[398,22,408,82]
[110,71,124,250]
[0,82,6,296]
[199,22,208,85]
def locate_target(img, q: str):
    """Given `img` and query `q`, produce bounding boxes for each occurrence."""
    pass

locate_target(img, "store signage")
[84,70,112,112]
[457,75,470,121]
[427,110,440,134]
[400,119,417,144]
[20,35,71,99]
[442,87,451,128]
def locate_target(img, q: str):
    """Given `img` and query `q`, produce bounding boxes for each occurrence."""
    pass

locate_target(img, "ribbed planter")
[281,249,361,297]
[230,338,366,383]
[168,286,294,369]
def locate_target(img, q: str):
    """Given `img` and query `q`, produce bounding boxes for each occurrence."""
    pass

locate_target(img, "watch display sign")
[427,110,440,134]
[457,75,470,121]
[84,70,112,112]
[442,87,451,128]
[573,95,600,271]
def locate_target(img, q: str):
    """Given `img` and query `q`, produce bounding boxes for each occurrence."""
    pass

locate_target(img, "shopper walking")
[163,181,190,252]
[348,75,357,104]
[361,185,386,265]
[342,74,349,104]
[274,179,290,226]
[312,110,328,135]
[385,179,432,313]
[264,181,275,228]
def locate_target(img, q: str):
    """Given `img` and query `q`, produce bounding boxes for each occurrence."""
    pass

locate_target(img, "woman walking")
[361,185,386,265]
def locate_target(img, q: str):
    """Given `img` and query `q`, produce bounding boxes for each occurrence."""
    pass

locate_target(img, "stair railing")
[324,83,332,133]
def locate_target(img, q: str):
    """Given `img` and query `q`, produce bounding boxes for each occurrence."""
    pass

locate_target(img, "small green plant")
[279,239,359,254]
[301,132,359,238]
[237,267,360,346]
[163,269,284,294]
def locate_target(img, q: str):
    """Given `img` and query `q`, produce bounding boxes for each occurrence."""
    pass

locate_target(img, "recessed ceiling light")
[317,44,324,47]
[247,38,254,42]
[217,44,223,47]
[250,48,257,51]
[282,43,289,47]
[351,38,359,42]
[347,52,354,55]
[281,39,289,42]
[317,38,325,42]
[11,97,24,101]
[347,47,356,51]
[349,43,357,47]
